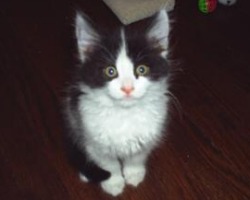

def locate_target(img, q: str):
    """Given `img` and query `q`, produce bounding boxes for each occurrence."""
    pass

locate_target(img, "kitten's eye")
[104,66,118,78]
[136,65,150,76]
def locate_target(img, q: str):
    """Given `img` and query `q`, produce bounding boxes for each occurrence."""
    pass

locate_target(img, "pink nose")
[121,86,134,95]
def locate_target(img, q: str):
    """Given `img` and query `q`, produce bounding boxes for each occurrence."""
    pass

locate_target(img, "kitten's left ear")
[75,12,99,62]
[147,10,170,56]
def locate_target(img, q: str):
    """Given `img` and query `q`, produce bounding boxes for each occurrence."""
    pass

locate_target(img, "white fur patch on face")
[107,30,150,106]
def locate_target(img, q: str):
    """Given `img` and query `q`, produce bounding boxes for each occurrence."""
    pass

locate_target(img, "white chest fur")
[78,88,168,158]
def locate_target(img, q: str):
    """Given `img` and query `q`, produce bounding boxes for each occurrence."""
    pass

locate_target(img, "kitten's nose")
[121,85,134,95]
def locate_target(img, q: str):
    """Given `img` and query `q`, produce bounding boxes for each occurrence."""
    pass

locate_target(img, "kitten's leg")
[123,151,149,187]
[86,147,125,196]
[99,157,125,196]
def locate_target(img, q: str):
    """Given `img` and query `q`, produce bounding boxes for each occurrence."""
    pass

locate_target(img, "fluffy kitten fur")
[65,9,170,196]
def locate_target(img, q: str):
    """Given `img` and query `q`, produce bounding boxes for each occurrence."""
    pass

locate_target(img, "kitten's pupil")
[109,68,114,75]
[139,67,145,73]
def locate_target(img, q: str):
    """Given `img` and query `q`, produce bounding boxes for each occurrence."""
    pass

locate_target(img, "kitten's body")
[65,10,170,196]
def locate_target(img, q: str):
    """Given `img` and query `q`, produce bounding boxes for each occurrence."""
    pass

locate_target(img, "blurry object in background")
[103,0,175,25]
[198,0,217,13]
[218,0,237,6]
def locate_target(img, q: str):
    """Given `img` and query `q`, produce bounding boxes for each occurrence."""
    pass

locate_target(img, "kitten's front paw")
[101,175,125,196]
[123,165,146,187]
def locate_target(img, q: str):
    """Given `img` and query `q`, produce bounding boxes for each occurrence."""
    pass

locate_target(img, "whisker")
[166,91,184,121]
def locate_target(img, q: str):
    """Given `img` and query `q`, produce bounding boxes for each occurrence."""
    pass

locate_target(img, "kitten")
[64,9,170,196]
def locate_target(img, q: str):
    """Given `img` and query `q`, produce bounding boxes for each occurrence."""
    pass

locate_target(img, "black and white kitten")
[65,9,170,196]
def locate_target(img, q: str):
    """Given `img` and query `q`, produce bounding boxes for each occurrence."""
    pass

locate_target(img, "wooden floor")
[1,0,250,199]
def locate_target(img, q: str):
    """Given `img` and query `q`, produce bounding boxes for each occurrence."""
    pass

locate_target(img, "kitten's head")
[75,10,170,107]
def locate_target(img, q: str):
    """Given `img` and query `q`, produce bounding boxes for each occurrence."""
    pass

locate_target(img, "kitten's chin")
[118,98,138,107]
[110,95,140,107]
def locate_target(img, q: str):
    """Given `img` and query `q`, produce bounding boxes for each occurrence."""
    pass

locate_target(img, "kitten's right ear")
[147,10,170,58]
[75,12,99,62]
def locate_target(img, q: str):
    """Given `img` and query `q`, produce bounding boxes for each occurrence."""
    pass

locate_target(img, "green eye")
[136,65,150,76]
[104,66,118,78]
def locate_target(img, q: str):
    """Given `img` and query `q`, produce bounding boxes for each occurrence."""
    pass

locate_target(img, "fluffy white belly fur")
[79,95,168,157]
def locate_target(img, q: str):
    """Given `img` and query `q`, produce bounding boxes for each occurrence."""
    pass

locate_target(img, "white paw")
[79,173,89,183]
[101,175,125,196]
[123,166,146,187]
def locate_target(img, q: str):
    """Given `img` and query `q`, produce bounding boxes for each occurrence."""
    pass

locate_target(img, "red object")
[207,0,217,12]
[199,0,217,13]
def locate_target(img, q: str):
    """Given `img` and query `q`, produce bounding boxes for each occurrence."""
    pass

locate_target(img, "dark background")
[0,0,250,199]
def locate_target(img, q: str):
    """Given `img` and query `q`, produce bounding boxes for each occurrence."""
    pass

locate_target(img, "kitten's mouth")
[107,89,145,107]
[110,94,138,107]
[123,94,133,99]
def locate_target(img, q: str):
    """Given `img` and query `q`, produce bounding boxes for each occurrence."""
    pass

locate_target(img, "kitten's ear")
[75,12,99,62]
[147,10,170,57]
